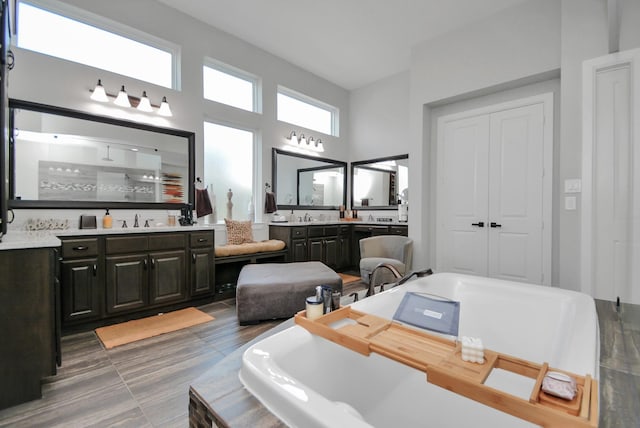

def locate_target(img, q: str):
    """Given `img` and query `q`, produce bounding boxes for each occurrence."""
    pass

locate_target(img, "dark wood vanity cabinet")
[308,225,339,268]
[190,232,215,297]
[60,238,102,323]
[1,247,58,410]
[59,230,214,330]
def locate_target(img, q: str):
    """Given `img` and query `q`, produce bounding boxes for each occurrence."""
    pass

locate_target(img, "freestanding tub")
[239,273,600,427]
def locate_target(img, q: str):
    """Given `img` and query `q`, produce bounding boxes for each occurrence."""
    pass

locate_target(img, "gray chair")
[359,235,413,288]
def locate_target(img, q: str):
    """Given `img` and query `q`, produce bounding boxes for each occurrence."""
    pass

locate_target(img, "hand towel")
[264,191,277,213]
[195,188,213,218]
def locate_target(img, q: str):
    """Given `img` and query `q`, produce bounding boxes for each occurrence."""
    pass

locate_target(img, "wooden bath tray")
[295,306,598,427]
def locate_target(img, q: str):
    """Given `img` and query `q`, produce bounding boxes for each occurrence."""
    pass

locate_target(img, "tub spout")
[367,265,434,297]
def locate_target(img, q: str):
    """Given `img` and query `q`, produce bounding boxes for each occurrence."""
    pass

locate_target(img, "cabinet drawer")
[389,226,408,236]
[190,232,214,248]
[149,233,186,250]
[308,226,324,238]
[353,225,388,234]
[61,238,99,258]
[291,227,307,239]
[338,225,351,235]
[106,236,148,254]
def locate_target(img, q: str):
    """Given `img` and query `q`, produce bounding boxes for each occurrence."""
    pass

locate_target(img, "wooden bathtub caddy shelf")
[295,306,598,427]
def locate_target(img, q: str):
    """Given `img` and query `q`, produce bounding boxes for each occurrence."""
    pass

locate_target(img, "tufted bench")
[236,261,343,324]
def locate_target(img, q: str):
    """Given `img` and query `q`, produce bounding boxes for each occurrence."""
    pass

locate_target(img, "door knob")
[490,222,502,228]
[471,222,485,227]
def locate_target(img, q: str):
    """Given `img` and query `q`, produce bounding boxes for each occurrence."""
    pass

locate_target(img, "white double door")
[436,94,552,285]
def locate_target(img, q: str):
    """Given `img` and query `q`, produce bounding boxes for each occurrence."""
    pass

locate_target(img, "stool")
[236,261,343,324]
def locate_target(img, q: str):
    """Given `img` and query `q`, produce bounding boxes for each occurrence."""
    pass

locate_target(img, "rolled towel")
[265,191,277,213]
[195,188,213,218]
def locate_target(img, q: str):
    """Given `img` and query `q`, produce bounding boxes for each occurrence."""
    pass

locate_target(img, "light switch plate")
[564,179,582,193]
[565,196,577,210]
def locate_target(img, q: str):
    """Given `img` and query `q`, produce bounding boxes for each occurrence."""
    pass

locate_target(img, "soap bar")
[541,371,577,400]
[461,336,484,364]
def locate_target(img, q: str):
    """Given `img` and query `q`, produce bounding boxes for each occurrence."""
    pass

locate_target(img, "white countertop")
[0,231,62,251]
[269,220,408,227]
[0,224,216,251]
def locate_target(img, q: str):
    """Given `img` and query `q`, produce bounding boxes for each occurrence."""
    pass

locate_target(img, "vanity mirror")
[351,154,408,210]
[272,148,347,210]
[9,99,195,209]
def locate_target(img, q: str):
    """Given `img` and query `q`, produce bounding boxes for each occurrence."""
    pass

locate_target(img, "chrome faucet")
[365,265,434,297]
[304,213,311,222]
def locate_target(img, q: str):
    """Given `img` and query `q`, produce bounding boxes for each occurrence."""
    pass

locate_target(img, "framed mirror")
[351,154,408,210]
[272,148,347,210]
[9,99,195,209]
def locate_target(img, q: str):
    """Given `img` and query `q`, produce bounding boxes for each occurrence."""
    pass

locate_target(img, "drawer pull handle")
[198,238,207,243]
[73,245,88,251]
[93,264,97,276]
[192,253,197,263]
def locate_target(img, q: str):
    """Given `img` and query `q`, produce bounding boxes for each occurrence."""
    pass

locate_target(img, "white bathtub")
[239,273,600,427]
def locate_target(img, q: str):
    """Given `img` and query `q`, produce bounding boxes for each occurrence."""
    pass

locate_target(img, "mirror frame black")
[272,148,347,210]
[350,154,408,210]
[8,99,195,209]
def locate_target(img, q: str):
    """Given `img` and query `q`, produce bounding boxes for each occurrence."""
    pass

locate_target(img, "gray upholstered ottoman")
[236,261,343,324]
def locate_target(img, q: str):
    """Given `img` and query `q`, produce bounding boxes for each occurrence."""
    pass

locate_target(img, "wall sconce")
[89,80,173,117]
[286,130,325,153]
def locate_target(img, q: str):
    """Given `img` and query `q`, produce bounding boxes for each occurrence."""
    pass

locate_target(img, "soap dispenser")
[103,209,112,229]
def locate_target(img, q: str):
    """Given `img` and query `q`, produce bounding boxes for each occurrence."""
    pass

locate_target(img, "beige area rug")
[95,307,214,349]
[338,272,361,284]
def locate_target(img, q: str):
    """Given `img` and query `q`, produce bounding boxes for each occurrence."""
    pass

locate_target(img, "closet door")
[438,114,490,276]
[488,103,544,284]
[437,94,551,285]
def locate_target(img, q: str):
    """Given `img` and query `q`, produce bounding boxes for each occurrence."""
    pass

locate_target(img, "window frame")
[203,58,261,113]
[15,0,181,90]
[277,86,339,137]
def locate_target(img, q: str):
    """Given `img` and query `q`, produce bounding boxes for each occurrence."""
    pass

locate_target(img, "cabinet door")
[191,248,214,296]
[308,238,324,262]
[149,250,187,305]
[323,237,339,269]
[291,239,308,262]
[105,254,147,314]
[60,258,101,322]
[337,236,351,270]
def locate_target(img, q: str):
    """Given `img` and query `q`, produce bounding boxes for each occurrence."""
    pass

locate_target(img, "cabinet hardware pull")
[151,258,155,268]
[73,245,88,251]
[471,222,485,227]
[192,253,196,263]
[490,222,502,228]
[198,238,207,243]
[143,259,148,270]
[92,264,97,276]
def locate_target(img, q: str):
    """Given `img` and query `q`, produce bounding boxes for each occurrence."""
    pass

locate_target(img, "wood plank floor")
[0,294,637,427]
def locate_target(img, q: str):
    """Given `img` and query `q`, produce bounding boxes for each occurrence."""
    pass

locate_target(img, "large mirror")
[351,154,408,210]
[272,148,347,210]
[9,99,195,209]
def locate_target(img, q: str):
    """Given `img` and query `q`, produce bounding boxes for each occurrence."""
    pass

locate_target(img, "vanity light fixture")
[114,85,131,107]
[88,80,173,116]
[158,96,173,117]
[286,130,325,153]
[137,91,153,112]
[90,79,109,102]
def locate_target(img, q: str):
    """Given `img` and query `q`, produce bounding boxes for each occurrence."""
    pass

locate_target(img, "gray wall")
[9,0,350,222]
[349,0,640,290]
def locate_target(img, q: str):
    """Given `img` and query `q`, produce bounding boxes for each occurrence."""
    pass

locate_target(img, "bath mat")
[338,273,361,284]
[95,307,214,349]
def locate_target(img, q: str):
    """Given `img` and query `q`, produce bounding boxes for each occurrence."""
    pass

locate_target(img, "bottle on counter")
[103,209,112,229]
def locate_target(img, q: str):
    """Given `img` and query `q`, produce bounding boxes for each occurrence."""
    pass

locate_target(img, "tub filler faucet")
[364,265,434,299]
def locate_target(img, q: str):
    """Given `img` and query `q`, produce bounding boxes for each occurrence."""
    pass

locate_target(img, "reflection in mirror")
[351,154,408,210]
[9,99,195,208]
[272,148,347,209]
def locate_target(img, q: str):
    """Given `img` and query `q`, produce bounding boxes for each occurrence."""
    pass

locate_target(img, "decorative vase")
[226,188,233,220]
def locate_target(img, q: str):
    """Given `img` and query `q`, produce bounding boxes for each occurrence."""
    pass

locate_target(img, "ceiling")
[155,0,530,90]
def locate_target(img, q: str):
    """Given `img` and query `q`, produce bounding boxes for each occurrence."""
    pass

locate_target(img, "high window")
[203,122,255,222]
[16,1,178,88]
[277,86,338,136]
[203,60,259,113]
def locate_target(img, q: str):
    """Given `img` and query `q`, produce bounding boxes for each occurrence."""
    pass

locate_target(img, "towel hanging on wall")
[264,183,277,213]
[195,188,213,218]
